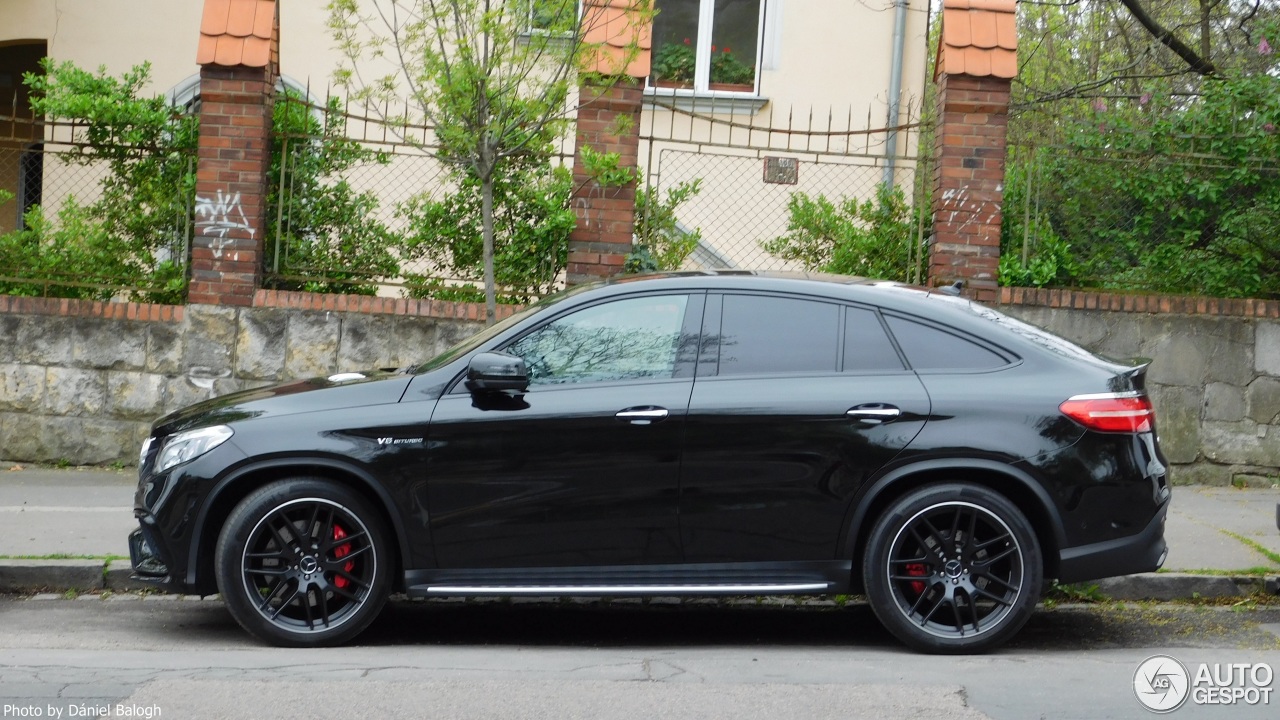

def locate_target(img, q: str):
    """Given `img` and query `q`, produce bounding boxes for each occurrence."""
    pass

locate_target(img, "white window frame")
[647,0,769,113]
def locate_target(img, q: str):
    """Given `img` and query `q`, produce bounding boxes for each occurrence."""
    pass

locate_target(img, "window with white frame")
[651,0,764,93]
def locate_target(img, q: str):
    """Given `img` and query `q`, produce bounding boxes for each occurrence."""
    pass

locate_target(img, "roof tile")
[225,0,257,37]
[214,34,244,66]
[969,8,998,49]
[198,0,276,68]
[990,49,1018,78]
[196,35,217,65]
[995,11,1016,50]
[241,36,272,68]
[582,0,650,77]
[937,0,1017,79]
[253,0,275,40]
[201,0,232,36]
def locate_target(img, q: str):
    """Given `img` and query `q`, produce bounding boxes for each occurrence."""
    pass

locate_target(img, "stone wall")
[997,289,1280,487]
[0,292,490,464]
[3,285,1279,484]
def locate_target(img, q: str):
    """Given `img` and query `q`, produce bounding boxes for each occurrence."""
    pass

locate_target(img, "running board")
[414,582,831,597]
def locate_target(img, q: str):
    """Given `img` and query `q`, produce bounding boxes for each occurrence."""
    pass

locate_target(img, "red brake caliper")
[333,524,354,589]
[905,563,927,596]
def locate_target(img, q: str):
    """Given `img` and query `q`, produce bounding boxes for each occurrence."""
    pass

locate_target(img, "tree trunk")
[481,174,497,325]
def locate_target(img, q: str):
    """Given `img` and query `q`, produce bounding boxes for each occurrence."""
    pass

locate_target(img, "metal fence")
[0,111,194,301]
[267,93,573,299]
[639,95,927,279]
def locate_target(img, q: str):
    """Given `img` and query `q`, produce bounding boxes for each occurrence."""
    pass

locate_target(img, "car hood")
[152,369,414,436]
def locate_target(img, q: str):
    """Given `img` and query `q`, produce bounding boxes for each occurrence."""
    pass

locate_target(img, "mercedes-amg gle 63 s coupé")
[129,273,1169,653]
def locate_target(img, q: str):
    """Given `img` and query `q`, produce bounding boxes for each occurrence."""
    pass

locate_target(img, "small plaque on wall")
[763,156,799,185]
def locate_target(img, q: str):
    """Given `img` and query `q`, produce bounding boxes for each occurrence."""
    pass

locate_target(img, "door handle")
[616,407,670,425]
[846,405,901,425]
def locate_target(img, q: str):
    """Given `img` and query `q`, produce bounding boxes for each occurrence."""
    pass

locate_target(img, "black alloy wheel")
[864,483,1041,653]
[215,478,390,647]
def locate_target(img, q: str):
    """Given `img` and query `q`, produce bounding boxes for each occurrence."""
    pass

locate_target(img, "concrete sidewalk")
[2,464,1279,600]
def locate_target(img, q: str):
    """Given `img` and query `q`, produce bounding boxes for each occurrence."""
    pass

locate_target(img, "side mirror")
[466,351,529,393]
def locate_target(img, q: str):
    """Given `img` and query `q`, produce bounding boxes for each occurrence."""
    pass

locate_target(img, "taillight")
[1059,392,1153,433]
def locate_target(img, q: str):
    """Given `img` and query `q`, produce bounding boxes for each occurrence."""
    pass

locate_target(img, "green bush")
[398,162,575,300]
[762,184,918,282]
[629,178,703,272]
[1,60,198,302]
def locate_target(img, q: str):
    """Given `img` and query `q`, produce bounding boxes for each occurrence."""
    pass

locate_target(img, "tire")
[215,477,391,647]
[863,483,1042,654]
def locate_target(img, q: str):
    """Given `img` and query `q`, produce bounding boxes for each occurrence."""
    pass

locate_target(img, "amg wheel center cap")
[299,556,319,574]
[944,559,964,578]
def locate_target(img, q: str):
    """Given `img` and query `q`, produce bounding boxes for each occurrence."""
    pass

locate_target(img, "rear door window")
[714,294,839,375]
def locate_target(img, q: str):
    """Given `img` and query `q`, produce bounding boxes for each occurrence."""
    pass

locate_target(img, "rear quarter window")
[884,315,1010,371]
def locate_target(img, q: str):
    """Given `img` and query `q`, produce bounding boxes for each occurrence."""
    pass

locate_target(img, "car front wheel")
[863,483,1042,654]
[215,478,391,647]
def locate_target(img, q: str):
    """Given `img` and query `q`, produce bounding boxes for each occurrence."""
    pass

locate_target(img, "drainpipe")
[881,0,910,187]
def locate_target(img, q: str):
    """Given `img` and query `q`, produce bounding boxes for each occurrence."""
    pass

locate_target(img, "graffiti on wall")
[195,190,254,258]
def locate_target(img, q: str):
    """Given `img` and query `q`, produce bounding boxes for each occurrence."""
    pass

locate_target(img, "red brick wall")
[188,67,275,307]
[253,289,521,320]
[929,73,1011,303]
[998,287,1280,318]
[566,80,643,286]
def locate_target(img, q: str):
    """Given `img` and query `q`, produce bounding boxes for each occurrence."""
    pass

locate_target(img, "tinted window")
[844,308,904,371]
[717,295,838,375]
[507,295,689,385]
[885,316,1007,370]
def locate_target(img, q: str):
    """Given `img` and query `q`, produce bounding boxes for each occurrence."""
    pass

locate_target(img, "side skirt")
[404,561,852,598]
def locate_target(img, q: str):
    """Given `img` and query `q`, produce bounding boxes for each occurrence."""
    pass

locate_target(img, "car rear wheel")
[215,478,390,647]
[863,483,1041,654]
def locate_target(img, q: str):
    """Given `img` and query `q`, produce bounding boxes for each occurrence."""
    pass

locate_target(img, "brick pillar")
[566,80,644,286]
[928,74,1010,302]
[189,0,280,306]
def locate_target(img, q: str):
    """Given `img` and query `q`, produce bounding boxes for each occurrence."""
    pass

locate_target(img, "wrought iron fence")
[639,95,928,281]
[0,112,194,301]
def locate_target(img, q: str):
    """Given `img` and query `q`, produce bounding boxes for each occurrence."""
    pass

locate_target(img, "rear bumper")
[1057,500,1168,583]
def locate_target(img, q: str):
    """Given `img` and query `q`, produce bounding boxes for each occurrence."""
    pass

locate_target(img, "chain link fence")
[639,96,926,280]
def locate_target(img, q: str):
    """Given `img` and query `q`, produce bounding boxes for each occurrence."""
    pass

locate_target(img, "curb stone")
[2,559,1279,602]
[0,559,103,593]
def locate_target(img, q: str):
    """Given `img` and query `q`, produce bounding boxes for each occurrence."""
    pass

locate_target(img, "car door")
[424,292,703,569]
[679,292,931,563]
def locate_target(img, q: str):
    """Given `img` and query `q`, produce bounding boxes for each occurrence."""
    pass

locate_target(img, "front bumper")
[1057,499,1169,583]
[128,522,175,589]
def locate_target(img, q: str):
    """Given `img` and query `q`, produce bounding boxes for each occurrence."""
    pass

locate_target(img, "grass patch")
[0,553,123,561]
[1220,530,1280,567]
[1158,566,1279,576]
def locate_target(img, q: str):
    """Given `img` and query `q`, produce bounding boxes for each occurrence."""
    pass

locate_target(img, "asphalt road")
[3,596,1280,719]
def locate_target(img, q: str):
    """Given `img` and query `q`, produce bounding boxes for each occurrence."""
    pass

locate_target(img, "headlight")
[155,426,234,474]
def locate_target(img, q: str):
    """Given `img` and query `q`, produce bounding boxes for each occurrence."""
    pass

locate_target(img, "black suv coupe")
[129,273,1170,653]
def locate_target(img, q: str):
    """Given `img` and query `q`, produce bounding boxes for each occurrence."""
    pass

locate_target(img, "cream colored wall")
[0,0,933,276]
[639,1,931,271]
[0,1,203,91]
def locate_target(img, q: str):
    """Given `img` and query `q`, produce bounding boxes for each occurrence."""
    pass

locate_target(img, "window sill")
[643,87,768,116]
